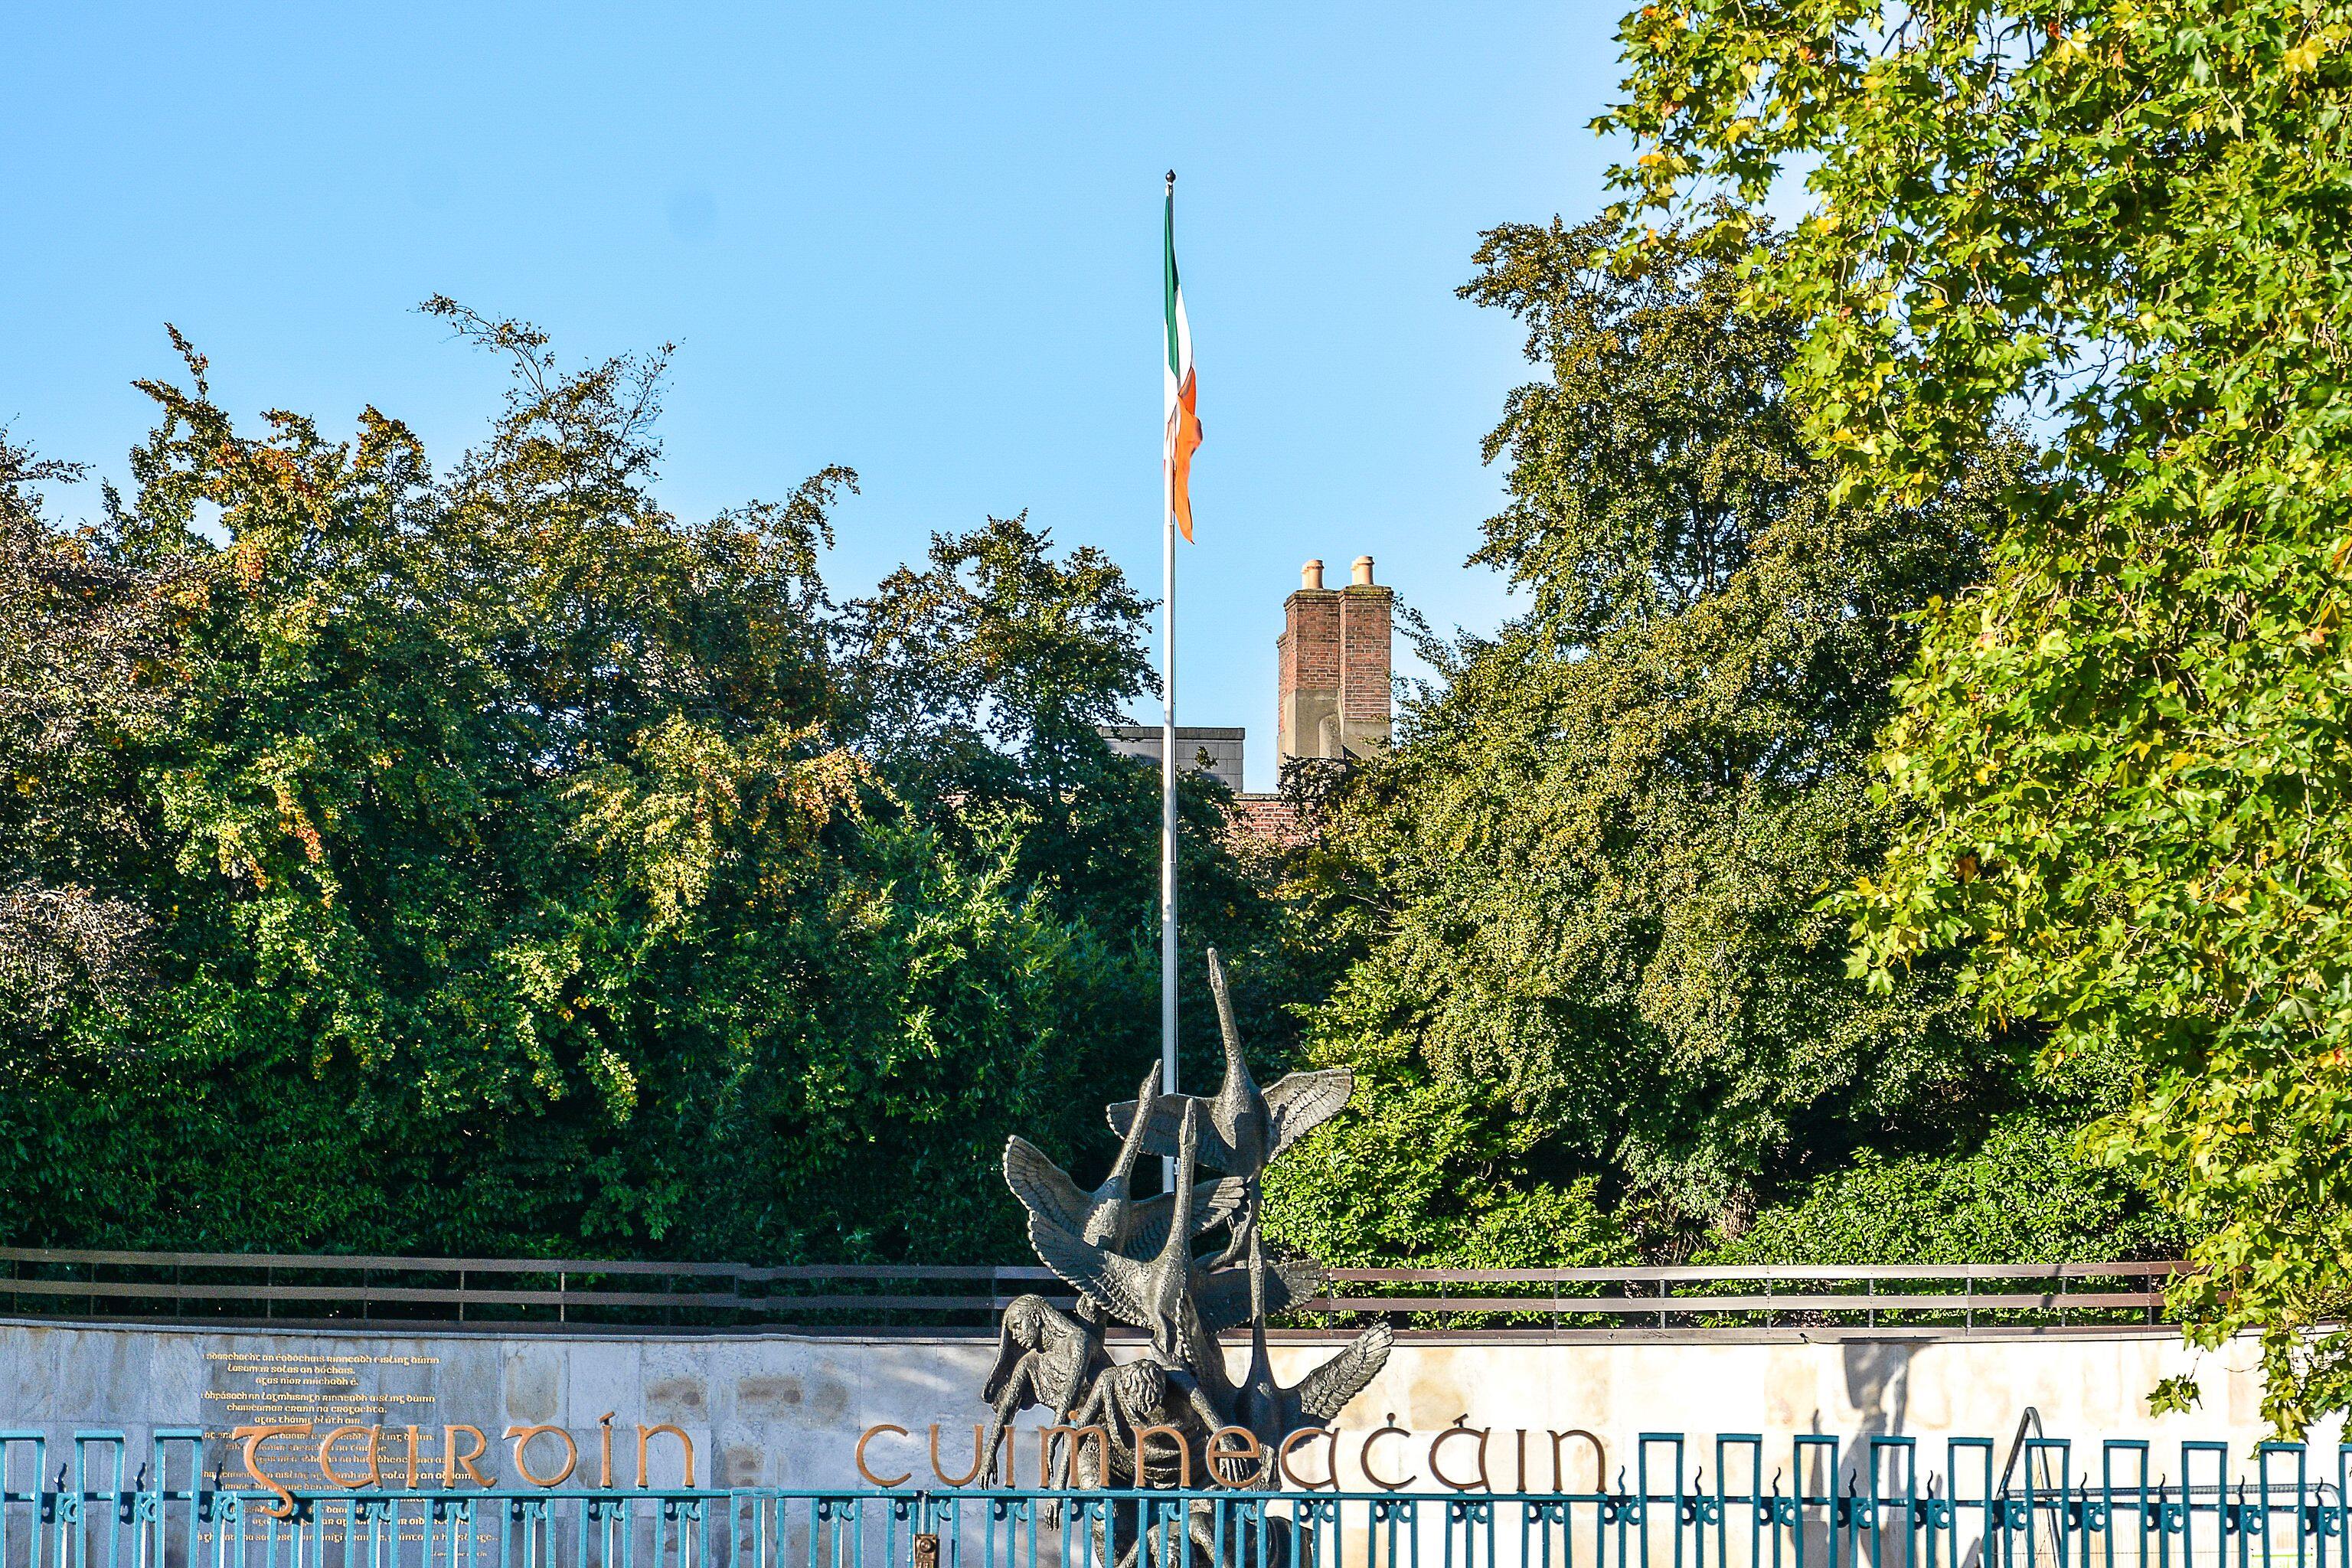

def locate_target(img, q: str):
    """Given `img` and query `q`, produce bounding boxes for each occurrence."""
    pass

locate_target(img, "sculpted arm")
[980,1357,1043,1486]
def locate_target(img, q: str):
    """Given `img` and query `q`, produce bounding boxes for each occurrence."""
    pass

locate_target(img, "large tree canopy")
[1602,0,2352,1430]
[0,310,1295,1263]
[1264,215,2040,1262]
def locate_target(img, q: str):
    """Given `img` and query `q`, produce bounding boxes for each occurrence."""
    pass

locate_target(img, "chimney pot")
[1279,554,1391,765]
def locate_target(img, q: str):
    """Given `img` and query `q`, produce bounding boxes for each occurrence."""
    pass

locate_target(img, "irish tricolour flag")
[1163,178,1202,541]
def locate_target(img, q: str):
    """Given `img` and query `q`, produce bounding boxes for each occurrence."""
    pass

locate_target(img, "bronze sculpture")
[1006,1065,1250,1270]
[990,946,1391,1527]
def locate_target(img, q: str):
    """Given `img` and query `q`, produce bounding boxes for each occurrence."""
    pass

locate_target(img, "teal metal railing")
[0,1431,2336,1568]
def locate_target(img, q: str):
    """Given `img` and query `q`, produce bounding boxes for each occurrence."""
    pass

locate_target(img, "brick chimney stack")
[1277,554,1393,763]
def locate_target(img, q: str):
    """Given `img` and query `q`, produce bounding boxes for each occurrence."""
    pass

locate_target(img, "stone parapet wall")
[2,1321,2308,1494]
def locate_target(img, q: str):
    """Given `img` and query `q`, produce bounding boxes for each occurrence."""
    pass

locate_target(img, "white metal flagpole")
[1160,170,1181,1194]
[1160,455,1178,1194]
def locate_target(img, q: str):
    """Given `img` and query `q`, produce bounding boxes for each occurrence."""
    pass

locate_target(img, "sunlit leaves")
[0,313,1282,1265]
[1266,214,2010,1258]
[1602,0,2352,1434]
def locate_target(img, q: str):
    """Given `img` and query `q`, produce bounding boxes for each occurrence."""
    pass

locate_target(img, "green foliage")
[2150,1374,2204,1417]
[843,506,1324,1073]
[0,433,172,1043]
[1263,213,2017,1263]
[1263,1022,1635,1269]
[851,511,1155,791]
[0,309,1304,1263]
[1599,0,2352,1434]
[1708,1116,2185,1266]
[1463,209,1811,645]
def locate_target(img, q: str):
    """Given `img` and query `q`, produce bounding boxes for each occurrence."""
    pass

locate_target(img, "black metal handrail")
[0,1246,2190,1335]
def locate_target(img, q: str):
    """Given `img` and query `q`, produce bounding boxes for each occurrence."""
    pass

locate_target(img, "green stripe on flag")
[1164,189,1181,377]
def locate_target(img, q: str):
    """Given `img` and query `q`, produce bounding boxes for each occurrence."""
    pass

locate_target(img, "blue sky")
[5,4,1633,791]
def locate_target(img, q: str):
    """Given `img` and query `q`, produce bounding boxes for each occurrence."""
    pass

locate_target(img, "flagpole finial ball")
[1166,169,1177,186]
[1302,560,1325,590]
[1352,556,1376,586]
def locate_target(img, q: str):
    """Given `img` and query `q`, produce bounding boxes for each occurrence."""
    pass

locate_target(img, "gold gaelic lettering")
[505,1426,577,1488]
[854,1425,913,1488]
[442,1426,491,1488]
[231,1424,312,1519]
[635,1424,695,1488]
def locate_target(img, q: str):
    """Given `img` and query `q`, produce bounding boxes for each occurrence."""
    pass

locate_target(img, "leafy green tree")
[847,513,1161,925]
[0,435,169,1056]
[848,511,1153,795]
[1265,214,2010,1261]
[845,509,1332,1085]
[0,309,1303,1264]
[1710,1115,2184,1269]
[1602,0,2352,1432]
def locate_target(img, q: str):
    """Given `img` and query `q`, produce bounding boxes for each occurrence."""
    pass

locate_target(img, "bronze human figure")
[979,1293,1107,1484]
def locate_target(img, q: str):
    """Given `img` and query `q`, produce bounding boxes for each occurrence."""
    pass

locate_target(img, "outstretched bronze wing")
[1293,1321,1393,1423]
[1102,1093,1244,1171]
[1003,1137,1092,1233]
[1027,1212,1154,1328]
[1193,1258,1325,1334]
[1263,1069,1354,1155]
[1122,1176,1247,1257]
[1104,1093,1175,1144]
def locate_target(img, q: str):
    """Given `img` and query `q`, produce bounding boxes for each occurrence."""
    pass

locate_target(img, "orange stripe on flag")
[1168,369,1202,542]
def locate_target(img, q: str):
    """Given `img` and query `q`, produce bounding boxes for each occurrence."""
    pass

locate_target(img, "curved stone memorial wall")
[2,1318,2309,1495]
